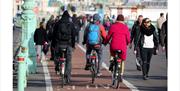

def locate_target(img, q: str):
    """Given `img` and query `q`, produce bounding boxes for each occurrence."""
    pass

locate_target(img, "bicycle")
[111,50,123,89]
[89,44,100,84]
[58,48,67,88]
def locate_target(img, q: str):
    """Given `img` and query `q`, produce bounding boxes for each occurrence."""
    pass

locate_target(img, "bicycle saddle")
[60,48,66,52]
[115,50,122,54]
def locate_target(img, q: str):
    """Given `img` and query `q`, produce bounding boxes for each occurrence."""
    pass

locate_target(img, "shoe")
[109,61,114,72]
[136,65,141,71]
[84,64,91,70]
[97,72,102,77]
[50,58,54,60]
[143,76,149,80]
[56,71,60,75]
[119,75,123,82]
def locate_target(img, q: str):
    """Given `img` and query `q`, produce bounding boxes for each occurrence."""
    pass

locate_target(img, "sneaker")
[84,64,91,70]
[136,65,141,71]
[143,76,149,80]
[56,71,60,75]
[97,72,102,77]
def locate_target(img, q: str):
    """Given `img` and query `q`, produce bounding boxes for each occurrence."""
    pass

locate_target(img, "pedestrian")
[52,11,76,84]
[103,15,111,31]
[46,15,55,60]
[135,18,159,80]
[82,13,107,76]
[72,14,81,43]
[157,13,166,44]
[34,22,48,63]
[104,14,130,81]
[130,15,143,71]
[160,13,168,59]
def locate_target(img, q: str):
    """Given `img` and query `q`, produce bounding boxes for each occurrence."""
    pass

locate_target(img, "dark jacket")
[34,27,48,45]
[46,19,55,41]
[52,12,76,48]
[135,24,159,50]
[160,20,167,47]
[72,16,81,34]
[131,21,141,45]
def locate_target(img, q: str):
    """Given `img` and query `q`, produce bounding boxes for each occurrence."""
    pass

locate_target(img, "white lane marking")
[72,85,75,90]
[95,84,98,89]
[86,85,89,89]
[77,44,140,91]
[42,61,53,91]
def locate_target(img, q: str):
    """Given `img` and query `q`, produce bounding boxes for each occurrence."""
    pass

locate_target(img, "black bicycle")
[111,50,123,89]
[58,48,67,88]
[89,44,100,84]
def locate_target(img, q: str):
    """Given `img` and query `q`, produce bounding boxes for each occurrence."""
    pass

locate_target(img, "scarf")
[141,24,155,36]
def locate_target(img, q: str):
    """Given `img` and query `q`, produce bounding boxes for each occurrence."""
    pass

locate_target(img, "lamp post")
[21,0,37,74]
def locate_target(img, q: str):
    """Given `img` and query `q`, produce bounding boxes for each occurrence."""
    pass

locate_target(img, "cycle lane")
[47,45,131,91]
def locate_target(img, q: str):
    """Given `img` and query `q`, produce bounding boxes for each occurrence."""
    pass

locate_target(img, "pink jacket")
[105,22,130,60]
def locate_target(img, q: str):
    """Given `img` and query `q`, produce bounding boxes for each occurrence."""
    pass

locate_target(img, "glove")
[82,41,86,45]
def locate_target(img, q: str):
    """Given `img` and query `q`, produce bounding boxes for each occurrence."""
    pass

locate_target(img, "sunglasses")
[145,20,151,23]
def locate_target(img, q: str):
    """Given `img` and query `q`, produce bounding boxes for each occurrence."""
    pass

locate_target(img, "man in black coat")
[52,11,76,84]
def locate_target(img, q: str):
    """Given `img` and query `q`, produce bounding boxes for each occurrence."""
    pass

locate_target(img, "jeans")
[86,44,103,73]
[54,45,72,80]
[140,48,153,76]
[135,47,142,67]
[36,45,44,62]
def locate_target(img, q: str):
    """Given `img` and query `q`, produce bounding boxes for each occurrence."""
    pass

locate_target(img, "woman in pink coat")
[104,14,130,81]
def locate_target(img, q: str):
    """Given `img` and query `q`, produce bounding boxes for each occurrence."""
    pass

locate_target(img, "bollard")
[17,52,26,91]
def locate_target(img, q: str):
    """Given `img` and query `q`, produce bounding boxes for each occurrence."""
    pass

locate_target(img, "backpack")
[87,24,101,45]
[56,22,72,43]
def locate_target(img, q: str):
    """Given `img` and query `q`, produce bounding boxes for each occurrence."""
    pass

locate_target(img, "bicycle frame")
[90,49,97,84]
[58,48,66,88]
[112,50,122,89]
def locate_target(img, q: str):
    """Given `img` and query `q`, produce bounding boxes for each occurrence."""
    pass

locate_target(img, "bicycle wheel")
[91,60,96,84]
[61,63,65,88]
[112,63,117,86]
[115,63,121,89]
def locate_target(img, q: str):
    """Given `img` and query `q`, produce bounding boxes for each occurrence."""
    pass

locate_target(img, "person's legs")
[85,45,92,70]
[96,46,103,75]
[50,45,54,60]
[146,48,153,77]
[36,45,42,63]
[77,31,80,43]
[136,47,142,71]
[65,46,72,83]
[140,48,148,79]
[54,48,60,73]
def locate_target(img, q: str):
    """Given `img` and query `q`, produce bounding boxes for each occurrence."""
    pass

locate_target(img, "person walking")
[104,14,130,81]
[72,14,81,43]
[135,18,159,80]
[34,22,48,63]
[52,11,76,84]
[82,13,107,76]
[130,15,143,71]
[160,13,168,59]
[157,13,166,44]
[46,15,55,60]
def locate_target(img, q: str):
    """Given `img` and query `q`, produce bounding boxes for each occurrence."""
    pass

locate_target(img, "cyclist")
[82,13,107,76]
[52,11,76,84]
[129,15,143,71]
[104,14,130,80]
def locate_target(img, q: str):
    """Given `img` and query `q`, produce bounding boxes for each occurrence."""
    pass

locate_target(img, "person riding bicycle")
[82,13,107,76]
[104,14,130,80]
[52,11,76,84]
